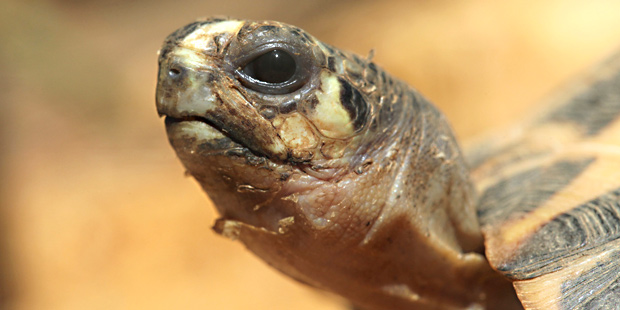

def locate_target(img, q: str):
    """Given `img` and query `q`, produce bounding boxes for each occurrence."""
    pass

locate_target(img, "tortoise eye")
[242,49,296,84]
[236,47,310,95]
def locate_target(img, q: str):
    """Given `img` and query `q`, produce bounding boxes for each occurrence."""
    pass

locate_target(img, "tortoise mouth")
[164,115,315,166]
[165,115,216,128]
[163,116,343,181]
[163,115,247,154]
[164,115,250,151]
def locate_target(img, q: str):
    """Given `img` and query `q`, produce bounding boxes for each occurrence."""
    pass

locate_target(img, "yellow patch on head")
[310,71,355,139]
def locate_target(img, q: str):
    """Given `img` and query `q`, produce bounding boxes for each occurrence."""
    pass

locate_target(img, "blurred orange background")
[2,0,620,309]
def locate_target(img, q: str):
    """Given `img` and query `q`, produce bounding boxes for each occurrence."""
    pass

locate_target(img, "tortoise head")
[156,18,388,234]
[156,18,514,310]
[156,18,370,163]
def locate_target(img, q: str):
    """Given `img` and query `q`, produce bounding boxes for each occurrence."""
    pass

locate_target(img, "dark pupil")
[243,49,296,84]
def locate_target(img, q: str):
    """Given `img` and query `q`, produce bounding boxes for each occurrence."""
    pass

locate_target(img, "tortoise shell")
[471,51,620,309]
[155,18,620,310]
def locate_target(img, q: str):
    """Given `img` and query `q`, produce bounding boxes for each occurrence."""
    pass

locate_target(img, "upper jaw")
[156,48,290,162]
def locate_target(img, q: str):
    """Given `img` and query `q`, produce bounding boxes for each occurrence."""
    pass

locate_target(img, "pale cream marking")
[178,120,226,141]
[513,245,617,310]
[272,117,283,128]
[185,84,218,115]
[320,139,349,159]
[180,20,244,52]
[514,274,562,310]
[501,151,620,245]
[171,48,212,69]
[173,69,219,116]
[312,71,355,139]
[277,113,319,150]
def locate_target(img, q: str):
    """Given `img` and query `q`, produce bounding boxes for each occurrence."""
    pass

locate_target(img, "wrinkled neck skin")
[167,80,517,310]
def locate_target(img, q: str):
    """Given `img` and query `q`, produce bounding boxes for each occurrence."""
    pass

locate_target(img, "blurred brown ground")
[2,0,620,309]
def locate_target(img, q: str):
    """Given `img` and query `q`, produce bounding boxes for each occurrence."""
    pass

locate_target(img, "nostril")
[168,66,183,79]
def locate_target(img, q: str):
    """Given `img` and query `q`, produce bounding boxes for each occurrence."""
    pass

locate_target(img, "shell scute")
[475,50,620,309]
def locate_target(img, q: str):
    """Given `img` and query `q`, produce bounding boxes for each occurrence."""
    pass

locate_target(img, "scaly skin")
[156,18,521,310]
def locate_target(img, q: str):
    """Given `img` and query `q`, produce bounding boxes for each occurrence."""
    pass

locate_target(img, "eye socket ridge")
[235,43,312,95]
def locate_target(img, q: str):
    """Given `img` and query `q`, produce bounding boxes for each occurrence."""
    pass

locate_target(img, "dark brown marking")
[213,34,226,53]
[324,44,336,55]
[364,62,378,84]
[290,28,302,37]
[327,56,337,72]
[368,62,377,73]
[279,100,297,114]
[259,106,277,119]
[308,95,319,110]
[257,25,277,32]
[478,158,595,228]
[301,31,313,42]
[338,77,369,131]
[543,69,620,136]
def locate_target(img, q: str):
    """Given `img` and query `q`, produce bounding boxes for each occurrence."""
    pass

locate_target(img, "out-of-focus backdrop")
[2,0,620,309]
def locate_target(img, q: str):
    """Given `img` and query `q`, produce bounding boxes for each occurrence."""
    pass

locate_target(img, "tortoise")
[155,17,620,310]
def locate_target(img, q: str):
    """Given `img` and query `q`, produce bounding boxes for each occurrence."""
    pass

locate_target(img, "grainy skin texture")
[156,18,620,310]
